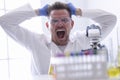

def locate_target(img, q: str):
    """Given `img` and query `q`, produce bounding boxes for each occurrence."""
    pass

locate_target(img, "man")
[0,1,117,75]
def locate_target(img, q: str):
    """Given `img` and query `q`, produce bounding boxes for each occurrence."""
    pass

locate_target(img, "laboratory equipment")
[86,24,101,49]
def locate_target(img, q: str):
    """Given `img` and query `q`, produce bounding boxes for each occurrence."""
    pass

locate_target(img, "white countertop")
[31,75,53,80]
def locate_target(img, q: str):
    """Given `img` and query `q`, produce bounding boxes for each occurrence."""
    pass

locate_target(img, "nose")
[57,23,64,28]
[57,20,64,26]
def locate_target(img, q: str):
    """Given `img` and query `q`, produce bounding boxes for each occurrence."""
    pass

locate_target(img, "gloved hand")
[67,3,76,15]
[39,4,49,16]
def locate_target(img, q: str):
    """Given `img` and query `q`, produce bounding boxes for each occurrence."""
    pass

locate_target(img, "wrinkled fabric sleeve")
[73,9,117,49]
[82,9,117,39]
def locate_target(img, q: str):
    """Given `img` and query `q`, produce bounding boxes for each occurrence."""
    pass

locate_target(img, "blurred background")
[0,0,120,80]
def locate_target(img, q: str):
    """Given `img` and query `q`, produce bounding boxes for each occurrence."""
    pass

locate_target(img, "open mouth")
[56,30,65,39]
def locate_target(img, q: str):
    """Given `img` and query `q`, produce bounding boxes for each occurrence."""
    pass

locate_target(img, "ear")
[71,20,74,28]
[46,22,49,28]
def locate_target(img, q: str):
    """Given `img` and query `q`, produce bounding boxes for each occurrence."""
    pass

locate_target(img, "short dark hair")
[47,2,71,17]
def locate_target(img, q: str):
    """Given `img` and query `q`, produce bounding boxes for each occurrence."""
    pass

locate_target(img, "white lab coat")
[0,4,117,75]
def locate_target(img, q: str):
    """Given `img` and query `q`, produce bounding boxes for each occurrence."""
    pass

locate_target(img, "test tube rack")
[51,53,109,80]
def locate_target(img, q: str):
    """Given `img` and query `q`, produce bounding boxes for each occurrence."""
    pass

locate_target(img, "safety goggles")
[50,17,71,25]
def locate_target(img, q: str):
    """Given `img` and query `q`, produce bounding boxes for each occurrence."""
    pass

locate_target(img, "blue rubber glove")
[39,4,49,16]
[67,3,76,15]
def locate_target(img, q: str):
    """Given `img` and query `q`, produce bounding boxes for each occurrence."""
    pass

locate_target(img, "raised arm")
[0,4,38,47]
[82,9,117,39]
[67,2,117,40]
[0,4,51,51]
[67,3,117,50]
[0,4,51,74]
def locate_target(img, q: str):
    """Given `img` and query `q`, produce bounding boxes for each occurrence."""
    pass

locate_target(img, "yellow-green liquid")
[107,67,120,78]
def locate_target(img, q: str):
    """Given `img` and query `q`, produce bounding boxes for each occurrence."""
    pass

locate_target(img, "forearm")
[82,9,116,24]
[0,4,37,26]
[82,9,117,39]
[0,4,38,47]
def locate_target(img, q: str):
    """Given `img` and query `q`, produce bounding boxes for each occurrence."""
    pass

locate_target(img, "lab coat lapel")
[50,42,63,56]
[64,41,74,53]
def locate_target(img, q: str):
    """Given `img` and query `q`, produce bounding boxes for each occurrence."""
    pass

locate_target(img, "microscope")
[86,24,108,55]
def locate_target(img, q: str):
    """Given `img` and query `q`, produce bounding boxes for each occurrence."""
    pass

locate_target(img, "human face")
[46,9,74,46]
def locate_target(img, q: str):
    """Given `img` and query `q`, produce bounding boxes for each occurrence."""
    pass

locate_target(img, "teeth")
[56,29,65,32]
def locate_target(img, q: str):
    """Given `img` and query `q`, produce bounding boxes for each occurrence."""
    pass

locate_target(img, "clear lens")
[50,17,71,25]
